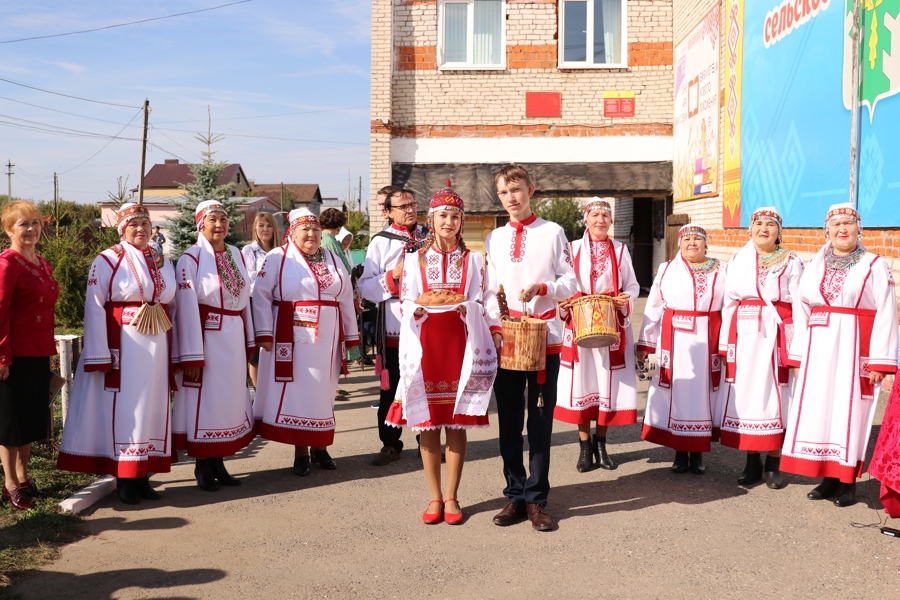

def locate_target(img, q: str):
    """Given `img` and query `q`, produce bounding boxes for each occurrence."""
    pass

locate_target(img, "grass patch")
[0,407,97,595]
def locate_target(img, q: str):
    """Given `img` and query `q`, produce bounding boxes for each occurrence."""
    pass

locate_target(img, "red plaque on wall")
[603,91,635,117]
[525,92,561,118]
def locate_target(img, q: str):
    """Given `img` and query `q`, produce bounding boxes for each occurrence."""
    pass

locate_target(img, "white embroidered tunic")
[172,238,256,457]
[58,242,176,477]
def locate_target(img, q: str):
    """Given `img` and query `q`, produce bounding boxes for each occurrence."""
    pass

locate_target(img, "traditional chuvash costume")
[555,198,640,472]
[172,200,256,491]
[781,203,897,507]
[637,223,726,474]
[58,203,176,504]
[252,208,359,473]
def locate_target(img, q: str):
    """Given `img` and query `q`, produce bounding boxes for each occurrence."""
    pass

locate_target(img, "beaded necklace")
[688,257,718,273]
[825,243,865,271]
[302,248,325,263]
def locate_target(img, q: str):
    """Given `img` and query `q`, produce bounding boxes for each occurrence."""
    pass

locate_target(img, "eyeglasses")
[391,203,418,213]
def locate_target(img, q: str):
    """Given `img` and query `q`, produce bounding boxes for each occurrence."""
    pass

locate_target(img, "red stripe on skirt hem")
[719,430,785,452]
[780,455,864,484]
[255,420,335,447]
[56,452,172,477]
[641,423,711,452]
[554,406,636,426]
[171,428,255,458]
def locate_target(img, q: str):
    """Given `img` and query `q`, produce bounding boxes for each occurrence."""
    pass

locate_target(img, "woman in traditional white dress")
[717,207,804,489]
[385,185,496,525]
[241,212,279,388]
[637,224,726,475]
[781,203,897,507]
[252,208,359,476]
[555,198,639,472]
[57,203,176,505]
[173,200,256,492]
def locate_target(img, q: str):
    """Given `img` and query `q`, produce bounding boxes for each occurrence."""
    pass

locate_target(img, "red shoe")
[3,486,34,510]
[422,500,443,524]
[443,498,463,525]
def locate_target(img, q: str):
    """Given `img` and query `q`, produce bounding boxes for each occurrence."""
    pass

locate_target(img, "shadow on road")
[12,567,225,600]
[84,516,190,535]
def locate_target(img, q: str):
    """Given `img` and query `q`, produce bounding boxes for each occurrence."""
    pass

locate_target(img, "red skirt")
[386,311,489,430]
[870,376,900,517]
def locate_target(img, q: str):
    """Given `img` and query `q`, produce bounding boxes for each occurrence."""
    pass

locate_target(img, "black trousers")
[494,354,560,505]
[377,346,404,451]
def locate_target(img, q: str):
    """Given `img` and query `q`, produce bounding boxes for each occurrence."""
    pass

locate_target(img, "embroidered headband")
[824,202,862,239]
[116,203,151,236]
[428,180,465,215]
[195,200,226,231]
[583,197,612,215]
[749,206,783,230]
[284,208,319,243]
[678,223,707,240]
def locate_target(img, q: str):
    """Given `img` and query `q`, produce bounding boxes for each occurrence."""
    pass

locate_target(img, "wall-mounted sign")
[603,91,635,118]
[525,92,561,117]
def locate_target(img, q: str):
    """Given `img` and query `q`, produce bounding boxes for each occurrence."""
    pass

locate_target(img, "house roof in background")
[98,195,275,207]
[252,183,321,205]
[143,160,243,189]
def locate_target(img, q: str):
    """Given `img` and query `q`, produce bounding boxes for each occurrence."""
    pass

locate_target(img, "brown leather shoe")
[372,446,401,466]
[526,502,553,531]
[491,502,526,526]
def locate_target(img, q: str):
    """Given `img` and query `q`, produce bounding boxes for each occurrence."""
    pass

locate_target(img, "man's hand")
[392,261,404,280]
[636,350,648,364]
[870,371,886,385]
[259,342,272,352]
[184,367,202,380]
[612,297,628,311]
[492,332,503,352]
[0,365,8,381]
[519,284,542,303]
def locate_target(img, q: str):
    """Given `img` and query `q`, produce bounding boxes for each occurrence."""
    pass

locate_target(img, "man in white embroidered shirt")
[483,164,577,531]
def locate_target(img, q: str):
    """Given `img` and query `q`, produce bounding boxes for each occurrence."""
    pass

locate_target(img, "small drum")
[499,317,547,371]
[570,295,619,348]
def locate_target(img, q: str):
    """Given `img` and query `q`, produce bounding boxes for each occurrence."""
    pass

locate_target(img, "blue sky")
[0,0,371,206]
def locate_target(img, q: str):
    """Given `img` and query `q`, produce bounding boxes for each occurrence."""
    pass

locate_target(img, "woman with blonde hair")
[242,211,280,387]
[0,201,59,510]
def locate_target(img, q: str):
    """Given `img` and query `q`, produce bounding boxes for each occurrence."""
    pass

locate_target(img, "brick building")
[370,0,675,288]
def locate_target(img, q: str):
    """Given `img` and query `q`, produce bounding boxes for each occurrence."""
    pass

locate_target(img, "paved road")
[13,299,900,599]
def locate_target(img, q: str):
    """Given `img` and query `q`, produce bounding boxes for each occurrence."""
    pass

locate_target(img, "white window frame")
[558,0,628,69]
[437,0,506,71]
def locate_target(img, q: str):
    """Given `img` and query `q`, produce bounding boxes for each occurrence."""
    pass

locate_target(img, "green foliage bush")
[532,197,586,242]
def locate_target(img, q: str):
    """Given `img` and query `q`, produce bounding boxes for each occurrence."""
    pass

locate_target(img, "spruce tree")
[167,112,245,257]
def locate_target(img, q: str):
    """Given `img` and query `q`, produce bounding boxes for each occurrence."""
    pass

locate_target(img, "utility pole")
[347,169,351,206]
[357,176,362,211]
[4,160,12,201]
[137,99,150,206]
[53,172,58,237]
[848,3,864,210]
[280,181,285,212]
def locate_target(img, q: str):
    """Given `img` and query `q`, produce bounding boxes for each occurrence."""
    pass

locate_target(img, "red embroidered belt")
[104,301,172,392]
[810,305,877,398]
[274,299,342,382]
[659,308,722,391]
[725,299,792,385]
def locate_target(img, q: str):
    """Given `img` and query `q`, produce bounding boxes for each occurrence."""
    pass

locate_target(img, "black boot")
[576,438,594,473]
[592,434,617,470]
[764,455,784,489]
[833,482,857,507]
[737,452,763,486]
[194,459,219,491]
[136,476,161,500]
[689,452,705,474]
[293,455,311,476]
[209,457,241,486]
[310,449,337,470]
[116,477,140,505]
[672,451,689,474]
[807,477,839,500]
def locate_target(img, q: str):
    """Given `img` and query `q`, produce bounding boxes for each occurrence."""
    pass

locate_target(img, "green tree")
[532,197,585,242]
[345,210,369,250]
[168,115,244,257]
[279,186,296,212]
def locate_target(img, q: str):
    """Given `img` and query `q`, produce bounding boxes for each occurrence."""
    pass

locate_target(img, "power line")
[0,76,138,108]
[0,113,142,140]
[0,95,137,126]
[59,107,144,174]
[154,105,368,124]
[0,1,253,44]
[149,125,204,161]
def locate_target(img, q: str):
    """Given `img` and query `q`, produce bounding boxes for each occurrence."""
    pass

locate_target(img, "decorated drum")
[499,317,547,371]
[570,295,619,348]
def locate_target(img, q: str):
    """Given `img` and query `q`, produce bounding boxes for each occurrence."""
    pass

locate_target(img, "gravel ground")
[12,298,900,599]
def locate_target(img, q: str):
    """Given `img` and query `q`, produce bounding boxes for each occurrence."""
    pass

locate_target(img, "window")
[559,0,626,68]
[438,0,505,70]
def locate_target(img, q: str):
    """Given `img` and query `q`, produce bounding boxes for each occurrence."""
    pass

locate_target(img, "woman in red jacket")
[0,201,59,510]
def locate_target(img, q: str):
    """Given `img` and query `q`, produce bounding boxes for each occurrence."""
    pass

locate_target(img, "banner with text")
[673,5,720,202]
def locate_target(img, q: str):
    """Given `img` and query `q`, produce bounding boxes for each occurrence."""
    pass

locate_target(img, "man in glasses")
[358,188,428,466]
